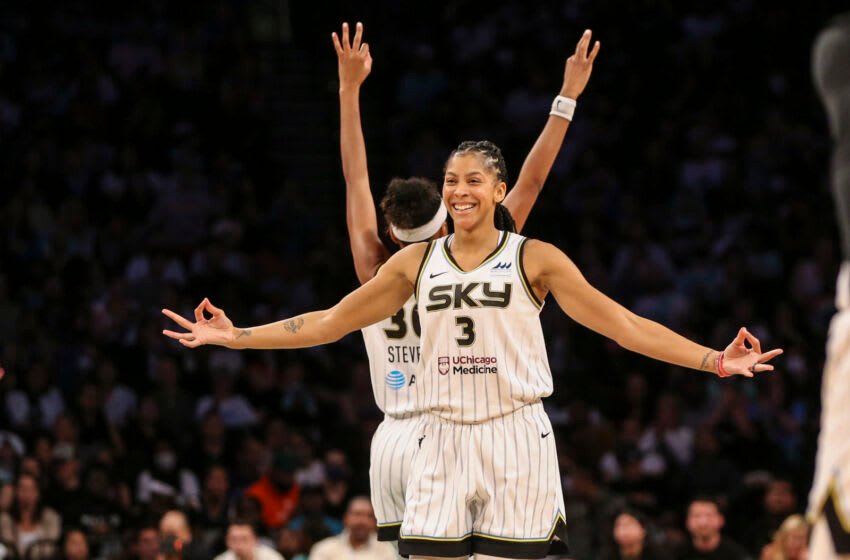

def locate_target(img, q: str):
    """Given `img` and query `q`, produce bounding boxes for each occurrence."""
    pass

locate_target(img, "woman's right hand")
[561,29,600,99]
[333,22,372,91]
[162,298,235,348]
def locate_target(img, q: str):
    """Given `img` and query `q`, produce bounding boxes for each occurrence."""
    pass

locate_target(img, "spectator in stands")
[57,528,90,560]
[287,485,342,537]
[602,508,672,560]
[675,497,750,560]
[275,527,308,560]
[307,496,395,560]
[0,473,61,556]
[214,520,284,560]
[125,525,159,560]
[246,451,301,530]
[136,439,201,512]
[158,509,209,560]
[759,514,808,560]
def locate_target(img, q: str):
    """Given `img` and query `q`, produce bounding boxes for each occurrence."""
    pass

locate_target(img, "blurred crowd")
[0,0,840,559]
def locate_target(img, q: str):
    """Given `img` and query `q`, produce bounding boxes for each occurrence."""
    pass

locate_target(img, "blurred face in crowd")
[63,529,90,560]
[19,456,41,480]
[344,497,376,545]
[613,512,646,550]
[687,500,723,540]
[764,480,796,515]
[160,510,192,542]
[136,528,159,560]
[276,527,302,557]
[226,524,257,560]
[205,465,229,498]
[16,473,40,511]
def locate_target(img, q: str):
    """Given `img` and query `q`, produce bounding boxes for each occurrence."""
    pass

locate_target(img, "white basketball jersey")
[361,296,421,417]
[414,231,553,423]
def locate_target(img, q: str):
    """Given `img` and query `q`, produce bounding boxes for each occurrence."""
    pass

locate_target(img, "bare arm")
[162,244,426,350]
[523,240,783,376]
[333,22,390,284]
[503,29,600,233]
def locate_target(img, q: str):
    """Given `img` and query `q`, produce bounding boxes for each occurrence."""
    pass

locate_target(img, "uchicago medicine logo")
[437,355,498,375]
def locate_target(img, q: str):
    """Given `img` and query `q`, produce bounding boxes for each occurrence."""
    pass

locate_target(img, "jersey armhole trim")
[415,240,437,302]
[517,238,544,309]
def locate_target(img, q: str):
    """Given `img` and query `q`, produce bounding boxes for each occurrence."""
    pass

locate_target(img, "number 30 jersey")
[414,231,553,423]
[361,295,422,418]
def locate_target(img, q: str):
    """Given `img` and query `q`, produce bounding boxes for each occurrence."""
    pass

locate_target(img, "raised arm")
[523,240,783,377]
[503,29,600,233]
[161,244,426,350]
[332,22,390,284]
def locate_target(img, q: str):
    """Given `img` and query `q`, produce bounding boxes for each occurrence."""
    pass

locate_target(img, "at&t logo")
[385,370,406,390]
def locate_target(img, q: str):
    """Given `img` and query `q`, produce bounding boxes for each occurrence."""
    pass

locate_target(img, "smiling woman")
[162,136,781,557]
[161,28,783,559]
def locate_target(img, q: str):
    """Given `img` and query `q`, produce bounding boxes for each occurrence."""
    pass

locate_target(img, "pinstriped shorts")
[371,414,425,541]
[399,402,567,558]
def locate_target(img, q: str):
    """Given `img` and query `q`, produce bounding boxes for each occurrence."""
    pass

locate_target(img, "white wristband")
[550,95,577,121]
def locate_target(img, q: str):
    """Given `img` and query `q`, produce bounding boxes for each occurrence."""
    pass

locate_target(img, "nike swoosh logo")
[429,271,448,278]
[555,100,562,111]
[541,432,551,438]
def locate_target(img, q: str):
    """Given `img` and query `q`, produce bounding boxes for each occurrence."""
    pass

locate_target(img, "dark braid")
[494,203,517,233]
[446,140,515,232]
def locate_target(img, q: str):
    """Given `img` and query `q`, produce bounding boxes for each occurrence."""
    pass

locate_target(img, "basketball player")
[331,21,597,556]
[162,72,781,560]
[808,11,850,559]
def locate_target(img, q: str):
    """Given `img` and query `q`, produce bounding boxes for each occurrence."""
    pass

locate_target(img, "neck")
[451,224,500,252]
[620,542,642,557]
[693,533,720,551]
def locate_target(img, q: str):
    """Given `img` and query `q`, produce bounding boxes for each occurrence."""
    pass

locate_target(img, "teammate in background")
[331,20,598,557]
[808,10,850,559]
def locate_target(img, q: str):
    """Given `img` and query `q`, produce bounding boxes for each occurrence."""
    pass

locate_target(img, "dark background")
[0,1,844,558]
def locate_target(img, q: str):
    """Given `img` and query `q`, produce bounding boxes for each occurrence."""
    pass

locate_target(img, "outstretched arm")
[524,240,783,377]
[162,244,426,350]
[503,29,600,233]
[333,22,390,284]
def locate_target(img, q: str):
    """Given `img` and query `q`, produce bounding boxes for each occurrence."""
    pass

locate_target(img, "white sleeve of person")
[549,95,577,121]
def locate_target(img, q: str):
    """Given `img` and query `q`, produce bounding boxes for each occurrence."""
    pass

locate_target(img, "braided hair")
[446,140,517,233]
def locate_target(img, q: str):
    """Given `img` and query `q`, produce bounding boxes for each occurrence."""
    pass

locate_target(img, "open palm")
[162,298,234,348]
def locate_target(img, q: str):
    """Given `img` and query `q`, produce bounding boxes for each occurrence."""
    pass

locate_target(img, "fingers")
[742,328,762,354]
[162,329,194,341]
[757,348,784,363]
[352,21,363,51]
[733,327,747,346]
[360,42,369,55]
[194,299,208,323]
[331,32,343,56]
[341,22,350,52]
[162,309,194,330]
[204,298,223,316]
[588,40,601,62]
[575,29,589,56]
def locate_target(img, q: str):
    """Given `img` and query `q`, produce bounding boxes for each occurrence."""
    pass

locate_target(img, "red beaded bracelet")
[715,351,732,378]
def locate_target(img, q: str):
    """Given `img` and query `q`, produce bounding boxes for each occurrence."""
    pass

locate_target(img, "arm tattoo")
[283,317,304,334]
[699,350,716,371]
[236,329,252,339]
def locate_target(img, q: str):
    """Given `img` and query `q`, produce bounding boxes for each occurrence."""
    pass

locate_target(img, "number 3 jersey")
[361,295,422,418]
[414,231,553,423]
